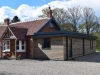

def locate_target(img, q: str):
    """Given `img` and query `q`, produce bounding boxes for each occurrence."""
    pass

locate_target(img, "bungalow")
[0,7,96,60]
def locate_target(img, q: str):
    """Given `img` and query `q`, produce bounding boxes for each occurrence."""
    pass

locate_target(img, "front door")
[10,39,15,57]
[68,39,72,58]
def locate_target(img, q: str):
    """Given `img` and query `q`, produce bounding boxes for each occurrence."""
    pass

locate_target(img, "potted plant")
[17,54,21,60]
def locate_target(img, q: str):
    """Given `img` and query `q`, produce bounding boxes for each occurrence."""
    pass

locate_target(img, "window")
[16,41,26,52]
[3,40,10,52]
[22,41,25,50]
[16,41,19,50]
[42,38,50,49]
[49,22,53,28]
[7,41,10,49]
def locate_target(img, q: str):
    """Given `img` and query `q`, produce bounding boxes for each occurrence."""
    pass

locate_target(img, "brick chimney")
[4,18,10,25]
[47,6,52,18]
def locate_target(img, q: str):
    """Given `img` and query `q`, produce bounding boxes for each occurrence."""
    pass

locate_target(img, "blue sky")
[0,0,99,22]
[0,0,52,9]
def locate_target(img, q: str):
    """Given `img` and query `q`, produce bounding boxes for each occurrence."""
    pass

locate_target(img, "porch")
[1,39,26,59]
[0,26,26,59]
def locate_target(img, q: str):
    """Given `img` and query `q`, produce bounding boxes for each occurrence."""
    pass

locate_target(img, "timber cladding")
[33,37,64,60]
[0,49,1,57]
[69,37,83,58]
[84,39,96,55]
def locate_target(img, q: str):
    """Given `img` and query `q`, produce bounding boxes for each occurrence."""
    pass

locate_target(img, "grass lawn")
[96,49,100,52]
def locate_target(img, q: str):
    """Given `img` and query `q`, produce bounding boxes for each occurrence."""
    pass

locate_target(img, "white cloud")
[0,0,100,22]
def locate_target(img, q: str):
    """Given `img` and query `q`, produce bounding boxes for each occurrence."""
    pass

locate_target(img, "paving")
[0,52,100,75]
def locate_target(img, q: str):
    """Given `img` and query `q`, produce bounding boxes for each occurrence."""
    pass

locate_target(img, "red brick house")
[0,7,96,60]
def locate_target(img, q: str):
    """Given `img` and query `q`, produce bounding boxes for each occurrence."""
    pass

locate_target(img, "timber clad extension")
[69,38,83,58]
[33,37,64,60]
[31,36,96,61]
[0,6,97,60]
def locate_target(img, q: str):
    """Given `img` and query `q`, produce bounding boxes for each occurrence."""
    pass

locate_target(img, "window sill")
[16,50,26,52]
[42,48,51,50]
[2,50,10,52]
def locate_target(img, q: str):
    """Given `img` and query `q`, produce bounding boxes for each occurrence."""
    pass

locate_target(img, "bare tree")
[38,8,67,30]
[81,7,100,34]
[38,6,100,34]
[65,6,82,32]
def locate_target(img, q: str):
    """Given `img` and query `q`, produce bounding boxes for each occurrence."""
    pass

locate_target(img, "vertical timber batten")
[66,36,68,61]
[83,38,85,56]
[30,38,34,58]
[63,37,67,61]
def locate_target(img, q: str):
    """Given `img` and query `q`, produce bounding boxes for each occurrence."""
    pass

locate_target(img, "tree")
[81,7,100,34]
[38,8,48,18]
[39,6,100,33]
[39,8,67,30]
[39,7,82,32]
[65,6,82,32]
[93,32,100,51]
[11,16,20,23]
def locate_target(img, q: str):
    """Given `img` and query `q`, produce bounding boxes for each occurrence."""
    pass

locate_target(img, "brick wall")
[26,36,31,58]
[33,37,65,60]
[0,41,2,57]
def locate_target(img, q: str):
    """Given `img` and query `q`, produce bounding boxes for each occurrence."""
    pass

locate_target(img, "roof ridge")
[0,25,8,26]
[10,17,49,25]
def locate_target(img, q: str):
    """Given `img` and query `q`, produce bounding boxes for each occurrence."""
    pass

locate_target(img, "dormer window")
[49,22,53,28]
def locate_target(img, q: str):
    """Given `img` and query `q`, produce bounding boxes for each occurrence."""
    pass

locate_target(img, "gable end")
[36,17,61,33]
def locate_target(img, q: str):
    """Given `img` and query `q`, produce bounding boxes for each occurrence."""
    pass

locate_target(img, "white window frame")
[3,40,10,52]
[16,40,26,52]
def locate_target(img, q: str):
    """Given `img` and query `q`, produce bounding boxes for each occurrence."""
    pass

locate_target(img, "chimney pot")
[47,6,52,18]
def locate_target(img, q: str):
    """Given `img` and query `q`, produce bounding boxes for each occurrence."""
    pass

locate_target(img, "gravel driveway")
[0,52,100,75]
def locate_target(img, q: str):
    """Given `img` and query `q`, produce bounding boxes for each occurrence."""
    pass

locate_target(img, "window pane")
[47,38,50,48]
[16,41,19,45]
[22,41,24,45]
[22,46,24,50]
[16,46,19,50]
[7,46,9,49]
[7,41,9,45]
[42,38,50,48]
[4,47,5,50]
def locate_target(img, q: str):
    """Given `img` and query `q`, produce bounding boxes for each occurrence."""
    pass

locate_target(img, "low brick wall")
[2,52,10,58]
[16,52,26,59]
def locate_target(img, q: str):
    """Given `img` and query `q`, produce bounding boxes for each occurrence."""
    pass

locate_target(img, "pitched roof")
[0,26,7,38]
[0,18,49,40]
[9,27,27,40]
[9,18,49,36]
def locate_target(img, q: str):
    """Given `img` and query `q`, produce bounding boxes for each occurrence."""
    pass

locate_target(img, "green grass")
[96,49,100,52]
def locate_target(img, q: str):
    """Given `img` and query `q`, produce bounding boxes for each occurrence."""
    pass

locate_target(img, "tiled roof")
[10,18,49,39]
[0,26,7,38]
[0,18,49,40]
[10,27,27,40]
